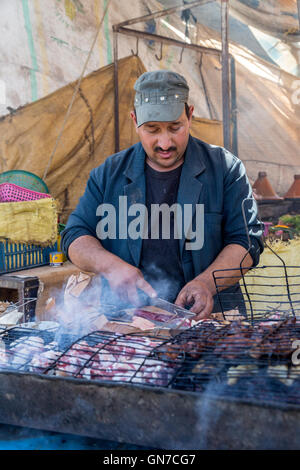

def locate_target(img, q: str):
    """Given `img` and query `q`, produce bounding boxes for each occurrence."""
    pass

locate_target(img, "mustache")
[154,146,177,152]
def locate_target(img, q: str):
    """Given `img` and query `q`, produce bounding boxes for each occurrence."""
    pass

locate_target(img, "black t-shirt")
[139,163,186,303]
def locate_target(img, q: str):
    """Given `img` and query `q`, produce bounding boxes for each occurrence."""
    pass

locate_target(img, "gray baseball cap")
[134,70,189,127]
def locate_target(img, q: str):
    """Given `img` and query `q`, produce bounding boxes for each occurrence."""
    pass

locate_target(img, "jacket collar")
[123,142,146,182]
[177,136,206,257]
[122,136,207,265]
[182,135,206,177]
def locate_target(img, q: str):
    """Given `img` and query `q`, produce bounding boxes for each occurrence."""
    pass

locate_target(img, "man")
[61,70,263,320]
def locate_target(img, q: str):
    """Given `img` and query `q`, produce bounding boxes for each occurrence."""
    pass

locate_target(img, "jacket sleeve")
[60,167,104,259]
[221,150,264,267]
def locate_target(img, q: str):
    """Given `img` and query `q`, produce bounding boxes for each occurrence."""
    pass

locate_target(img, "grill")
[1,327,177,387]
[1,315,300,405]
[170,316,300,407]
[1,309,300,449]
[1,237,300,449]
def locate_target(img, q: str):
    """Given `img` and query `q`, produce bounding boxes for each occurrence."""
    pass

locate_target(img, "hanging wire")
[155,42,163,61]
[179,47,184,64]
[43,0,112,181]
[131,38,139,56]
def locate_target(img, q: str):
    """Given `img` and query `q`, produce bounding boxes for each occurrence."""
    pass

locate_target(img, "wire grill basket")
[212,244,300,323]
[1,318,300,408]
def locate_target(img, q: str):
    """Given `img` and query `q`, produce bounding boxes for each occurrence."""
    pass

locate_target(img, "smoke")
[194,379,229,450]
[50,274,104,347]
[50,264,179,346]
[0,262,183,371]
[140,262,183,304]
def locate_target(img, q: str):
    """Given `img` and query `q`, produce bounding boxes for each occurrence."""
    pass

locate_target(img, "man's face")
[131,105,194,172]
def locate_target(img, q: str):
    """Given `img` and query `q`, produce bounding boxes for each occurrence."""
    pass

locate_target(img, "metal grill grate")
[169,317,300,406]
[0,327,182,387]
[1,315,300,407]
[44,331,180,387]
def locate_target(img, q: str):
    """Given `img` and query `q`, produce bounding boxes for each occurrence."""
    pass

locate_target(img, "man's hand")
[68,236,157,306]
[175,245,255,320]
[175,279,214,320]
[105,259,157,306]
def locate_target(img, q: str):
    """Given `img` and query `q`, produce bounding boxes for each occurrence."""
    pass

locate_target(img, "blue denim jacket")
[61,136,263,308]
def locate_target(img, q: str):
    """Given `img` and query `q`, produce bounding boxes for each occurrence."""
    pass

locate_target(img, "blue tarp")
[0,424,150,450]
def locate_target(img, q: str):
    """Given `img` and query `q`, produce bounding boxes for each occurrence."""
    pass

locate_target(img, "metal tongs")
[148,297,195,320]
[145,297,196,330]
[92,297,195,327]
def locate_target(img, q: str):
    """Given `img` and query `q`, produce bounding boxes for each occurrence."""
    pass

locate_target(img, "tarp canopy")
[159,0,300,74]
[0,0,299,212]
[194,21,300,192]
[229,0,300,43]
[0,55,223,222]
[0,55,144,222]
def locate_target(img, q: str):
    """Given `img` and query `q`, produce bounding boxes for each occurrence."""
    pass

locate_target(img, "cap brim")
[136,102,185,127]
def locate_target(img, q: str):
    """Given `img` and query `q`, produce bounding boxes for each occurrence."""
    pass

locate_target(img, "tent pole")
[221,0,231,152]
[231,56,238,157]
[113,30,120,154]
[113,1,232,153]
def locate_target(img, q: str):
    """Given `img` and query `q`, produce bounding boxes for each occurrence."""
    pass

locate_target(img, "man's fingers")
[136,277,157,299]
[175,290,188,307]
[176,281,214,320]
[189,294,207,314]
[185,292,195,306]
[176,290,205,311]
[193,295,214,320]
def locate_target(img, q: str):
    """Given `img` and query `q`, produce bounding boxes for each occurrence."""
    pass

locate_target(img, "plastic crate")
[0,240,58,274]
